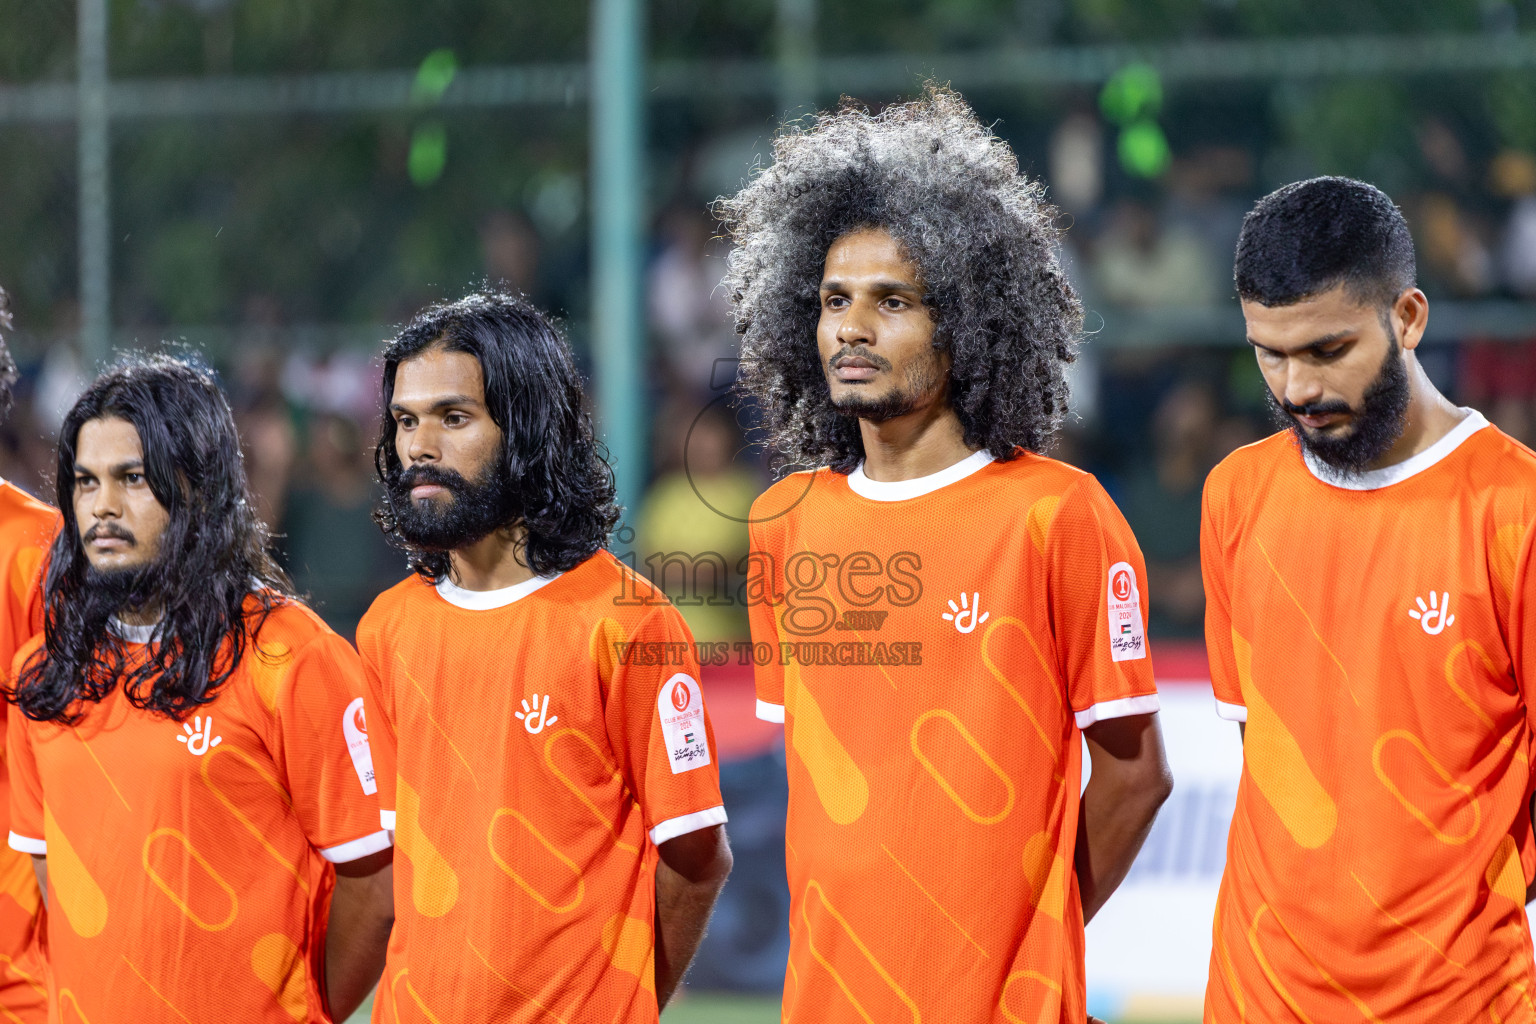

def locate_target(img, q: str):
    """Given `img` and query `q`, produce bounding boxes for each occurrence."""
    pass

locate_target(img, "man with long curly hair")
[719,86,1172,1022]
[359,291,731,1022]
[0,287,53,1023]
[7,356,393,1022]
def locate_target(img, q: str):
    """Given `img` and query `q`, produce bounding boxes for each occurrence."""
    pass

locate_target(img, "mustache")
[1279,397,1354,418]
[395,464,471,492]
[827,346,893,373]
[83,522,135,545]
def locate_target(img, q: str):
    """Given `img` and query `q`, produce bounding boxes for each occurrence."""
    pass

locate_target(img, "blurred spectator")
[1491,150,1536,297]
[1092,199,1220,309]
[279,412,401,641]
[480,209,546,304]
[634,404,759,645]
[1413,192,1495,297]
[648,206,736,390]
[1117,381,1225,638]
[1048,112,1104,216]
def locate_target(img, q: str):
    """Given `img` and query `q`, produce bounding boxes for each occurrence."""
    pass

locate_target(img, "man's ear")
[1393,287,1429,352]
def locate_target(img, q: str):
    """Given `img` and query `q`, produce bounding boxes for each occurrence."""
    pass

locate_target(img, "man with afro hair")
[719,85,1172,1023]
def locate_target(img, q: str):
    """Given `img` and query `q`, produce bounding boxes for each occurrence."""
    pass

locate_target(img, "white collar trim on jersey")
[1302,408,1490,491]
[435,572,562,611]
[846,449,995,502]
[107,617,161,644]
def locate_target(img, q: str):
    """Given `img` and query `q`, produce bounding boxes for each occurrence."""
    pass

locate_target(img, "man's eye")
[882,297,908,310]
[1316,347,1344,360]
[397,416,415,429]
[444,413,467,427]
[125,473,143,484]
[823,295,848,309]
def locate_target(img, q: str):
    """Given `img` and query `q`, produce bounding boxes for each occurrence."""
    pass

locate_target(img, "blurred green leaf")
[1100,63,1164,125]
[408,122,449,187]
[1118,120,1172,177]
[411,48,459,105]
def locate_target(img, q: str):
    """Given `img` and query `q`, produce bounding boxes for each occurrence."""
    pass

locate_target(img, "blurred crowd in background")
[5,0,1536,646]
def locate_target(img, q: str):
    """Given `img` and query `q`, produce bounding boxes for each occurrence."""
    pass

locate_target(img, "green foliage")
[411,49,459,105]
[408,122,449,186]
[1118,120,1172,178]
[1100,64,1163,125]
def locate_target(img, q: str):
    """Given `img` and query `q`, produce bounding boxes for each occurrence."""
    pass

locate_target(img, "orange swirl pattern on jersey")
[748,457,1159,1023]
[1204,424,1536,1022]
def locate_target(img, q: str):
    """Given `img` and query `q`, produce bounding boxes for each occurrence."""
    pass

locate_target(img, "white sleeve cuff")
[1215,699,1248,723]
[649,805,728,846]
[321,829,393,863]
[8,832,45,855]
[1074,694,1160,729]
[755,700,785,724]
[379,809,396,830]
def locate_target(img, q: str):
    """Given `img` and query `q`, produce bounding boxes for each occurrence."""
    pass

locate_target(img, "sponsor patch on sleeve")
[1106,561,1147,662]
[658,673,711,774]
[343,697,378,795]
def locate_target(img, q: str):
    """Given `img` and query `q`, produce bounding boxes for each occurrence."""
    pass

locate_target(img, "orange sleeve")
[271,631,389,862]
[356,626,397,834]
[1201,469,1246,721]
[746,516,784,722]
[5,644,43,853]
[1048,474,1160,727]
[1513,520,1536,733]
[606,604,726,847]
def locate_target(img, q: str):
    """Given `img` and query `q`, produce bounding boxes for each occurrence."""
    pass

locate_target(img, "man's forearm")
[1074,763,1171,924]
[325,854,394,1021]
[654,827,732,1009]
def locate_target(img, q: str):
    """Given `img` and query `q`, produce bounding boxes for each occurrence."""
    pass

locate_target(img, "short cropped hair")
[1235,176,1416,308]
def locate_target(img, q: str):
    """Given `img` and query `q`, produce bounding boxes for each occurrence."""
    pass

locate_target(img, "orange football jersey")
[7,599,387,1024]
[358,550,727,1024]
[0,481,56,1022]
[1203,412,1536,1021]
[747,450,1160,1024]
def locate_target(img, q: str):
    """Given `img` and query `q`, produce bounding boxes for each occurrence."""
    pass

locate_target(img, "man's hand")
[324,847,394,1021]
[655,824,732,1009]
[1076,713,1173,925]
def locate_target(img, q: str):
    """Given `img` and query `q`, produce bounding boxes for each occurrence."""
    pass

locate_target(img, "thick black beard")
[386,460,517,551]
[1268,336,1411,475]
[83,561,163,622]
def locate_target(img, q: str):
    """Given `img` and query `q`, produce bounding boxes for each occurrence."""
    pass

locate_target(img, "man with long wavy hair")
[359,291,732,1022]
[718,86,1173,1022]
[0,287,53,1022]
[8,356,393,1022]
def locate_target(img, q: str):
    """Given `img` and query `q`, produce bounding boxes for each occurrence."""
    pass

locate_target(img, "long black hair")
[373,291,620,581]
[716,84,1083,472]
[13,356,294,724]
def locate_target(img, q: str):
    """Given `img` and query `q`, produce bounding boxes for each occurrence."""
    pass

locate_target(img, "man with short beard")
[0,287,53,1022]
[8,357,394,1022]
[718,86,1172,1023]
[358,292,731,1022]
[1203,176,1536,1021]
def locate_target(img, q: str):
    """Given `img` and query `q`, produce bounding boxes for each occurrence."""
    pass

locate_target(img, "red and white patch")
[658,674,710,774]
[343,697,378,794]
[1106,562,1147,663]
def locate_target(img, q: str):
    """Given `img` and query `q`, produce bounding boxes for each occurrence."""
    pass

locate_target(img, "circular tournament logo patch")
[671,679,692,713]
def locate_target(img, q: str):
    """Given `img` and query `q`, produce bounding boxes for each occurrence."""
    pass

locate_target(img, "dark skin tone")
[42,417,396,1021]
[392,345,733,1006]
[654,825,733,1008]
[1238,287,1536,900]
[820,229,1172,1022]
